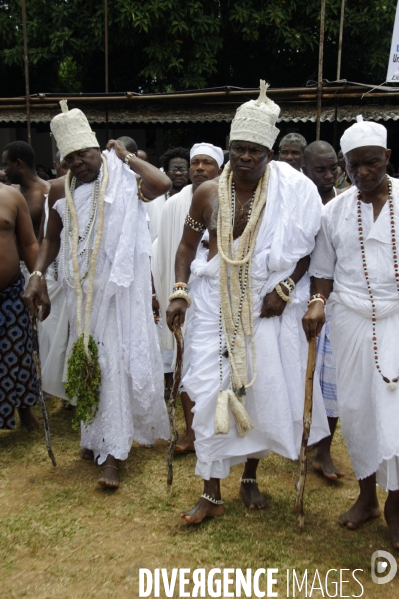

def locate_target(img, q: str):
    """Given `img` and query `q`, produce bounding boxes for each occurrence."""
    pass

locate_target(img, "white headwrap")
[229,80,280,150]
[190,143,224,167]
[50,100,99,158]
[341,115,387,155]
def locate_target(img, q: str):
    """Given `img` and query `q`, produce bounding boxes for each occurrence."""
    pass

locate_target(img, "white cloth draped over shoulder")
[309,180,399,490]
[146,193,167,242]
[182,161,330,480]
[151,184,193,352]
[53,149,169,464]
[38,195,69,400]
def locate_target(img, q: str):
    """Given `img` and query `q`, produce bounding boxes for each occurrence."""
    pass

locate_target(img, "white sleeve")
[308,209,336,280]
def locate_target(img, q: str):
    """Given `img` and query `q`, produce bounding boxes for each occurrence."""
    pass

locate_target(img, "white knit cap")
[340,115,387,155]
[229,80,280,150]
[50,100,99,158]
[190,142,224,167]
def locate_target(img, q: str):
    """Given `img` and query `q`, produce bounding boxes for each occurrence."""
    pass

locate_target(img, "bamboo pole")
[21,0,31,144]
[316,0,326,140]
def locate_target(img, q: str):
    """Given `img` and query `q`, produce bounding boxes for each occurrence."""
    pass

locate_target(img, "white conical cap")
[50,100,99,158]
[230,80,281,150]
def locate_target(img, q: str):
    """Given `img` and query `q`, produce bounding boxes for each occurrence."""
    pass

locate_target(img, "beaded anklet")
[201,493,224,505]
[240,478,257,484]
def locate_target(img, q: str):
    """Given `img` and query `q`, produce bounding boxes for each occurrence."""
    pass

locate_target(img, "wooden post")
[336,0,346,80]
[104,0,109,140]
[316,0,326,141]
[21,0,31,144]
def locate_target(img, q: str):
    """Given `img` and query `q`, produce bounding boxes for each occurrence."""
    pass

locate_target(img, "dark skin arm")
[15,193,40,272]
[260,255,310,318]
[166,183,211,329]
[302,277,334,342]
[106,140,171,199]
[22,177,65,320]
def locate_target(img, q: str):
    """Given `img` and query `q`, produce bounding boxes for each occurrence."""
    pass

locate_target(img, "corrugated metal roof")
[0,103,398,124]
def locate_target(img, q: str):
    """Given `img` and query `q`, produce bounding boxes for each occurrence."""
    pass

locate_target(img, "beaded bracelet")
[275,282,292,303]
[282,277,295,292]
[185,213,206,233]
[308,293,327,306]
[173,282,188,291]
[29,270,43,280]
[168,289,192,307]
[137,177,152,203]
[308,297,325,307]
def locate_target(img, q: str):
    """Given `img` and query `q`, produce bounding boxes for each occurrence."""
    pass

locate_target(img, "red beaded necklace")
[357,175,398,390]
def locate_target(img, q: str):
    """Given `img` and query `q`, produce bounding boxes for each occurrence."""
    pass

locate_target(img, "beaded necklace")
[63,172,100,288]
[217,166,269,397]
[357,175,398,390]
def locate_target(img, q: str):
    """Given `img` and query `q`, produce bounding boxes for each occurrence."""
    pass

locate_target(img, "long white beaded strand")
[357,175,399,391]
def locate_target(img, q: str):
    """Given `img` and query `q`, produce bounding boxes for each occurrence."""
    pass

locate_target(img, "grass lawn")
[0,398,398,599]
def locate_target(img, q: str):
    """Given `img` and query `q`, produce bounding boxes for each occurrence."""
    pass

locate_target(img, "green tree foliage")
[0,0,395,95]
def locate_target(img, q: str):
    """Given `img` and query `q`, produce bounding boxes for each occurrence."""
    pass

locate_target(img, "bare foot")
[181,497,224,524]
[18,407,39,432]
[98,455,119,489]
[80,448,94,460]
[385,497,399,550]
[339,496,381,529]
[174,433,195,454]
[240,481,266,510]
[313,453,345,480]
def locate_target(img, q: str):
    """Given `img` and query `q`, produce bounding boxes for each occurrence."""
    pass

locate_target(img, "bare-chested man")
[0,182,39,431]
[2,141,49,239]
[303,141,344,480]
[166,82,329,524]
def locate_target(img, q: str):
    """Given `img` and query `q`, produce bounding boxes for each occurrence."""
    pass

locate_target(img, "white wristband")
[29,270,43,279]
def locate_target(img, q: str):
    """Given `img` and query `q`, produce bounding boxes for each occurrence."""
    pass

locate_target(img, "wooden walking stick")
[295,336,317,531]
[31,315,57,467]
[166,318,184,485]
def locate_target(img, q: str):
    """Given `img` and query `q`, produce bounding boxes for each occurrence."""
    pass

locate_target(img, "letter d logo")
[371,550,397,584]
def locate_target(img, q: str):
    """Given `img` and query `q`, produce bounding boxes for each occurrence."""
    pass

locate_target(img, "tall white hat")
[230,80,280,150]
[340,115,387,155]
[190,142,224,167]
[50,100,99,158]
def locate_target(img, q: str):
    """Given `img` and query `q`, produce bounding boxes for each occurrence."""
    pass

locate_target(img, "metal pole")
[21,0,31,144]
[316,0,326,141]
[104,0,109,140]
[336,0,346,80]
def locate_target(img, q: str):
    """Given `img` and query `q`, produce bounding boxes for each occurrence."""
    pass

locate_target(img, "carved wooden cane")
[295,336,317,531]
[166,320,184,485]
[31,315,57,467]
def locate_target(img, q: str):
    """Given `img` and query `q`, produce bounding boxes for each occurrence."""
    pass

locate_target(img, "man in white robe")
[152,143,223,452]
[24,105,171,489]
[303,117,399,549]
[166,82,329,524]
[302,141,343,481]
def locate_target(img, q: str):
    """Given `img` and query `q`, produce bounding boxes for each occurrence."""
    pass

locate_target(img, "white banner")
[387,0,399,81]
